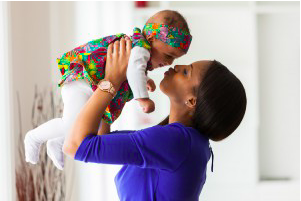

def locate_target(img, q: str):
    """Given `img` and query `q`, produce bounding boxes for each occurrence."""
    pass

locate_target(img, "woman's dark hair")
[192,60,247,141]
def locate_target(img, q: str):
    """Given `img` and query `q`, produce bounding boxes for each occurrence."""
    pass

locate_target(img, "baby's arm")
[127,46,155,113]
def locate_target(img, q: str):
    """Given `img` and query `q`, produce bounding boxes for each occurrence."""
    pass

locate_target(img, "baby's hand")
[147,79,156,92]
[137,98,155,113]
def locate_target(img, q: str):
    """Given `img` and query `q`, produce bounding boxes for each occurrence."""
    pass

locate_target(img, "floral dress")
[57,28,151,124]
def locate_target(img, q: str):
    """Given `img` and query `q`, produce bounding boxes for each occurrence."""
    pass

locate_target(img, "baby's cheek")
[151,53,159,61]
[150,55,160,67]
[151,49,162,61]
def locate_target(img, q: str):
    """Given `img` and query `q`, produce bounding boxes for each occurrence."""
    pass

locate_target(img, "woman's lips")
[164,67,174,76]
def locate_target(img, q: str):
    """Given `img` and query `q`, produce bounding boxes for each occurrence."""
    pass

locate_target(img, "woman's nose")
[174,65,179,72]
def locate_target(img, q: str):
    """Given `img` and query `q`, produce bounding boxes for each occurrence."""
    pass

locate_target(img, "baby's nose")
[166,59,174,66]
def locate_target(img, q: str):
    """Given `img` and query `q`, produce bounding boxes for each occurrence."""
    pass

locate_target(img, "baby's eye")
[165,54,173,59]
[184,69,188,75]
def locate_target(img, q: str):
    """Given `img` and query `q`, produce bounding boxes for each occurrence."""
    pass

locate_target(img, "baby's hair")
[192,60,247,141]
[146,10,190,33]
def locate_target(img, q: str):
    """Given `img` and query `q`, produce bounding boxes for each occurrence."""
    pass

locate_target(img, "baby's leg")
[48,118,109,169]
[24,118,65,164]
[46,80,93,169]
[46,136,65,169]
[24,80,93,166]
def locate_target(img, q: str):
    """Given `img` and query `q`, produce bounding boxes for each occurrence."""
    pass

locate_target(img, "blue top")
[75,122,212,201]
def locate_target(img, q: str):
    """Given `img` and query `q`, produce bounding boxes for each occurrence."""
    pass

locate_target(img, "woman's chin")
[159,79,169,95]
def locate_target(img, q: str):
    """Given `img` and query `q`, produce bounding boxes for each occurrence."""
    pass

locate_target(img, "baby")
[24,10,192,170]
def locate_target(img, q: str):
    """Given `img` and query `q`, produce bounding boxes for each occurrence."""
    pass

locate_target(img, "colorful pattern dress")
[57,28,151,125]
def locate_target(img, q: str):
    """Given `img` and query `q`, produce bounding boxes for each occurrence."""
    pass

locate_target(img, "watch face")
[100,81,110,89]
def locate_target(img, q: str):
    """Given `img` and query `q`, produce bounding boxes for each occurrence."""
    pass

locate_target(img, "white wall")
[133,2,259,188]
[258,12,300,180]
[9,2,52,200]
[10,1,52,145]
[131,1,300,200]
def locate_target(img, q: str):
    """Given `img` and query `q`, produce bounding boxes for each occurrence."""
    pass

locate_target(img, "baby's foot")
[24,131,41,164]
[46,138,64,170]
[137,98,155,113]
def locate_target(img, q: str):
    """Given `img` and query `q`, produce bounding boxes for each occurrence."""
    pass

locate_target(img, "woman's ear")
[185,97,197,108]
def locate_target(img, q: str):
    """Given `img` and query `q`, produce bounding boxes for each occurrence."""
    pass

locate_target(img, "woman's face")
[160,60,211,104]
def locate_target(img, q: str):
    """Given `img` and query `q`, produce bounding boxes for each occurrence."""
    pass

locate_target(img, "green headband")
[143,23,192,53]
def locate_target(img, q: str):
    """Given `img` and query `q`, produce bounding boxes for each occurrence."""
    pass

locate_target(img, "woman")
[63,37,247,200]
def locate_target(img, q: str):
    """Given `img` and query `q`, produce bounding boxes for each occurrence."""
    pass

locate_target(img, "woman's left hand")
[105,37,132,89]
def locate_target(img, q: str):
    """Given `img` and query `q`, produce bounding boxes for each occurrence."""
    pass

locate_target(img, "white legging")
[30,79,93,147]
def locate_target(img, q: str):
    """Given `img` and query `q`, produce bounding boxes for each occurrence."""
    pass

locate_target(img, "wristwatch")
[98,80,116,98]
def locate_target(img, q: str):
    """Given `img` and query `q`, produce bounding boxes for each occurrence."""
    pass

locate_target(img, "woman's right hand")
[105,37,132,89]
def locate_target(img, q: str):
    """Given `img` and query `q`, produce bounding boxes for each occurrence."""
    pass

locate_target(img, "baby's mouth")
[158,63,164,67]
[148,66,154,71]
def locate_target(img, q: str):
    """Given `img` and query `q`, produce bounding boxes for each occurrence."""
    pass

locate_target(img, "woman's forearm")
[63,88,114,157]
[97,120,111,135]
[63,38,131,158]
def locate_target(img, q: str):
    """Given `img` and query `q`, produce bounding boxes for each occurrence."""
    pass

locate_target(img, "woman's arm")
[63,38,132,157]
[73,123,191,172]
[63,88,113,156]
[97,120,111,135]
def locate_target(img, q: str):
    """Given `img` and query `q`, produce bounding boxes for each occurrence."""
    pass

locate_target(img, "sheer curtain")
[0,1,14,201]
[49,2,135,200]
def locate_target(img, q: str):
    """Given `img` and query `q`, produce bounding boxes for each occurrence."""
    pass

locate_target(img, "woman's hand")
[105,37,132,89]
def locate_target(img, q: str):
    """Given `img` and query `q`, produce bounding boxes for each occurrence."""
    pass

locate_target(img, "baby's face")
[149,39,185,70]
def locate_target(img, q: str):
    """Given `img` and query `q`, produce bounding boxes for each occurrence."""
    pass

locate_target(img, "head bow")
[143,23,192,53]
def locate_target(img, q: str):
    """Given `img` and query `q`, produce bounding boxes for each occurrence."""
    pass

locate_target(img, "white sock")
[47,137,65,170]
[24,130,42,164]
[23,118,66,165]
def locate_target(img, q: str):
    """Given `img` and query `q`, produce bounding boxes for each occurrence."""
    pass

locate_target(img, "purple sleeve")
[74,132,143,165]
[74,124,191,171]
[131,123,191,171]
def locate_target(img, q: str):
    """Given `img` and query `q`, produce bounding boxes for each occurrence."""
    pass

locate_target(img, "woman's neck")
[168,102,193,127]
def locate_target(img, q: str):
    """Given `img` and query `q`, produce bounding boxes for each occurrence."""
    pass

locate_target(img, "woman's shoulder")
[161,122,204,135]
[136,122,205,142]
[162,122,209,144]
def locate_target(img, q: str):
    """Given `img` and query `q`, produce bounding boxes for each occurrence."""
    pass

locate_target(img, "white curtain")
[0,1,14,201]
[49,2,135,201]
